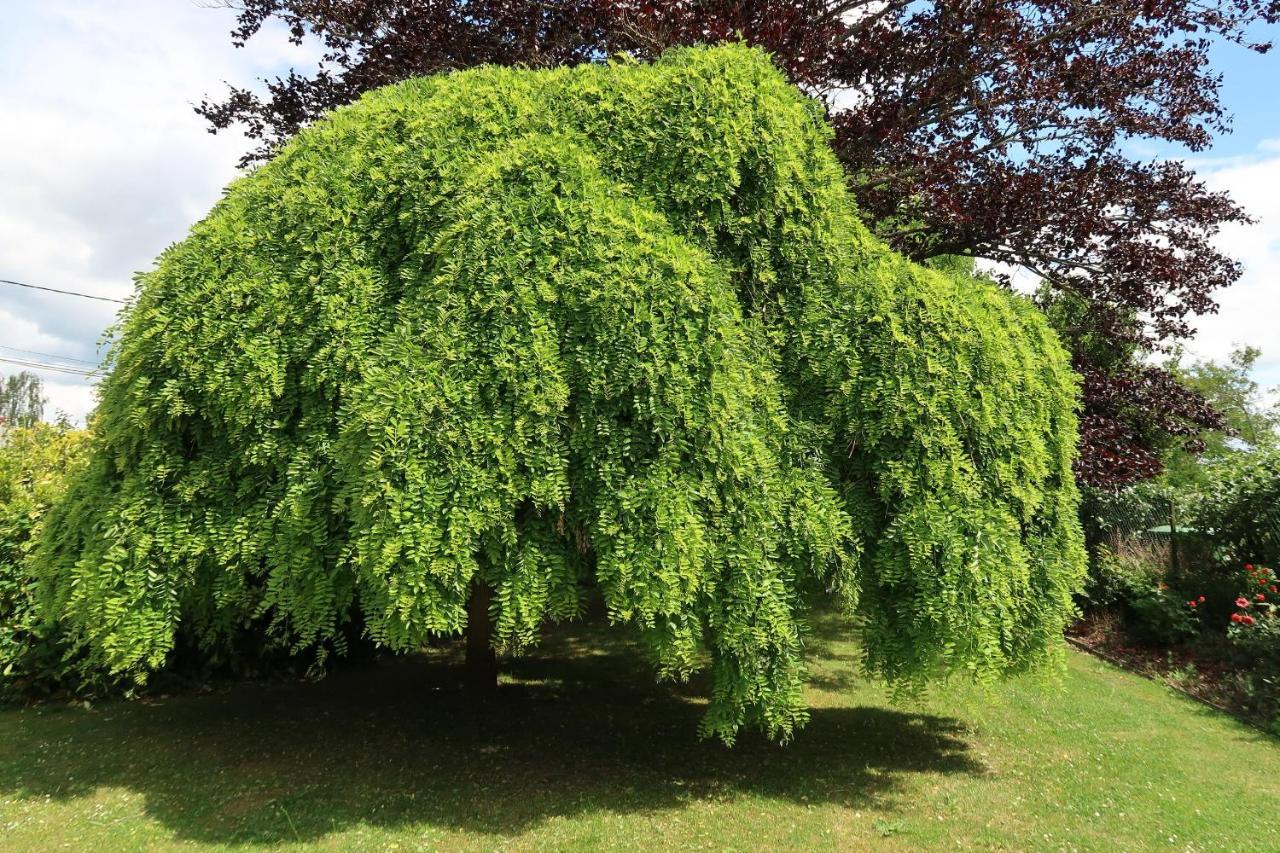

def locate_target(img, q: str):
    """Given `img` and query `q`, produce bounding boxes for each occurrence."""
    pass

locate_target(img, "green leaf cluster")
[1,423,94,699]
[1193,448,1280,567]
[32,44,1084,742]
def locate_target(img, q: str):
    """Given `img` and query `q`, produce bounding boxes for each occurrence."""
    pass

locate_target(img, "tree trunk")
[465,577,498,692]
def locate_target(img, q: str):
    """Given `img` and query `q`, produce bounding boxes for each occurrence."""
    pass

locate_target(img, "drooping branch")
[195,1,1280,486]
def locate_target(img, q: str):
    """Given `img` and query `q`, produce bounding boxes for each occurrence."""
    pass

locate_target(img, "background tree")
[198,0,1280,488]
[39,47,1084,742]
[1036,288,1226,488]
[1071,343,1278,613]
[1174,346,1279,451]
[1158,345,1279,488]
[0,372,45,431]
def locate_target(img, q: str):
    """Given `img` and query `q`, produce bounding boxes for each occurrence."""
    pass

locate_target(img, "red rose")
[1188,601,1197,608]
[1242,615,1256,627]
[1232,613,1244,623]
[1246,564,1255,571]
[1271,586,1277,593]
[1236,597,1251,609]
[1198,595,1206,603]
[1257,593,1267,602]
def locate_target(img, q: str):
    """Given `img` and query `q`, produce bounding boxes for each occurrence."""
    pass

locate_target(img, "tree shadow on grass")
[0,620,983,845]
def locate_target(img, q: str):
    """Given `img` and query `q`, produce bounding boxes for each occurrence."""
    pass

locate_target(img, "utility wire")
[0,355,99,377]
[0,344,100,366]
[0,277,127,304]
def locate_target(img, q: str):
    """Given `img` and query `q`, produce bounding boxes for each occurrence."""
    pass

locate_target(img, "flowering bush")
[1227,564,1280,731]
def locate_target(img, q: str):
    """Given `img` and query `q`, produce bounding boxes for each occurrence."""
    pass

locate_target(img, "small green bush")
[1126,585,1200,646]
[1091,546,1199,645]
[1083,541,1160,610]
[0,423,96,701]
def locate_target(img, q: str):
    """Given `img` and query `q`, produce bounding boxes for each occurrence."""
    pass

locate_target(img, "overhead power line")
[0,355,99,377]
[0,344,100,366]
[0,277,127,304]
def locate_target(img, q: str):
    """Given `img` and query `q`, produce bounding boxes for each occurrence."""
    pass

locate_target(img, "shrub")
[1195,449,1280,568]
[31,45,1085,742]
[1084,540,1162,609]
[1228,563,1280,731]
[1127,585,1201,646]
[1091,545,1200,644]
[0,423,96,701]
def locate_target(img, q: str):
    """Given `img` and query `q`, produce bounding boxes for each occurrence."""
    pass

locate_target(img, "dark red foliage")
[197,0,1279,488]
[1074,358,1225,488]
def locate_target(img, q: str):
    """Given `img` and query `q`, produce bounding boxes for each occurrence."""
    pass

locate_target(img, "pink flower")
[1236,597,1251,609]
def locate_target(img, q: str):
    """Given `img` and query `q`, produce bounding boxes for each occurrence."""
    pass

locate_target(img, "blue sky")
[1,1,1278,422]
[1176,30,1280,392]
[1207,24,1280,156]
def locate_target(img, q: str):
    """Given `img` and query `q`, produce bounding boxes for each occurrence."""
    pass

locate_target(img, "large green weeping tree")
[34,45,1084,743]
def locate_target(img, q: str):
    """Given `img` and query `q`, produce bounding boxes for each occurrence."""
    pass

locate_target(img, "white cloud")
[1185,152,1280,389]
[991,145,1280,392]
[0,0,319,423]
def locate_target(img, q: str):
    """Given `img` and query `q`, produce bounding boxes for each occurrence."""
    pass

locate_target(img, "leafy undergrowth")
[2,611,1277,851]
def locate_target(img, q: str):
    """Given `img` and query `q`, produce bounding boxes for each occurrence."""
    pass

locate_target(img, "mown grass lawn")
[1,610,1276,851]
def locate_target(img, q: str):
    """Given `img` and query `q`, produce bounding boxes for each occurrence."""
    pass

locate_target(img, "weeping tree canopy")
[35,45,1085,743]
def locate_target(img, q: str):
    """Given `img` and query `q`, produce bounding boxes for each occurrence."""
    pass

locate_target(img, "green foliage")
[1078,476,1220,600]
[1175,346,1278,451]
[1083,541,1156,611]
[1162,345,1280,490]
[1125,584,1200,647]
[1193,448,1280,568]
[0,423,95,700]
[32,45,1084,742]
[1229,564,1280,731]
[1088,545,1198,644]
[0,372,45,429]
[1080,481,1181,544]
